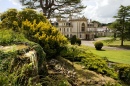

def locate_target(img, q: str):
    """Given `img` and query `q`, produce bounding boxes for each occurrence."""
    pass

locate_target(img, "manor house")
[51,16,99,40]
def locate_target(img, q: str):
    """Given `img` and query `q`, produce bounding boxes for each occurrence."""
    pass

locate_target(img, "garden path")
[81,37,130,50]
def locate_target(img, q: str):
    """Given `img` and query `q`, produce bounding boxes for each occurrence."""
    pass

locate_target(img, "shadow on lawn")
[96,49,106,51]
[108,45,130,50]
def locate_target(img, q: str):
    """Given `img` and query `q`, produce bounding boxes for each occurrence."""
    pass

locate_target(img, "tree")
[92,20,101,27]
[19,0,86,19]
[114,5,130,46]
[0,9,18,29]
[0,8,46,30]
[108,21,121,39]
[125,21,130,40]
[17,8,46,27]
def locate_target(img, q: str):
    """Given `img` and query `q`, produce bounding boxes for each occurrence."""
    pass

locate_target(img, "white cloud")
[9,0,20,5]
[82,0,130,23]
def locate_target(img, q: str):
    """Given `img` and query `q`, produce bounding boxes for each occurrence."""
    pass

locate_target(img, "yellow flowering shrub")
[22,20,68,58]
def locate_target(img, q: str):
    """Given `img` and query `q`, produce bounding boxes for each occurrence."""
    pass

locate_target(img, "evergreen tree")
[19,0,86,18]
[114,5,130,46]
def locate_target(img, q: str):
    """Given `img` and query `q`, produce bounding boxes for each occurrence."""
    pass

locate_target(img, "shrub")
[70,35,81,46]
[81,57,118,79]
[114,64,130,84]
[94,41,103,50]
[0,29,29,45]
[60,45,87,62]
[76,38,81,46]
[22,20,68,58]
[70,35,77,45]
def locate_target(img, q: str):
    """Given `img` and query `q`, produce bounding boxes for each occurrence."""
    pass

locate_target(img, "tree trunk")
[40,0,47,17]
[121,34,124,46]
[121,24,124,46]
[121,17,125,46]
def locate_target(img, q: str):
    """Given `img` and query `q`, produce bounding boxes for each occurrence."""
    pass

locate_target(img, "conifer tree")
[19,0,86,18]
[114,5,130,46]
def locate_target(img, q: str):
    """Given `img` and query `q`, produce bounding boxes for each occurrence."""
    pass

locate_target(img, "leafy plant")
[94,41,103,50]
[22,20,68,58]
[81,57,118,79]
[0,29,29,45]
[70,35,77,45]
[114,64,130,84]
[76,38,81,46]
[70,35,81,46]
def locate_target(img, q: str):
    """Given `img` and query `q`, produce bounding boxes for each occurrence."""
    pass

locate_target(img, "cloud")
[82,0,130,23]
[9,0,20,5]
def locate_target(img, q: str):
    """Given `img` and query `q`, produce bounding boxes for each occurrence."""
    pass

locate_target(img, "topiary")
[94,41,103,50]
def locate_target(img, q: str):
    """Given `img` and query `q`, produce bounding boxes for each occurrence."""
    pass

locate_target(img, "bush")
[0,29,29,45]
[70,35,81,46]
[76,38,81,46]
[94,41,103,50]
[60,45,89,62]
[70,35,77,45]
[81,57,118,79]
[114,64,130,84]
[22,20,68,58]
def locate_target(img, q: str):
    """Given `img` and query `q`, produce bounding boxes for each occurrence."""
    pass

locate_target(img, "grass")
[87,46,130,64]
[89,38,130,64]
[101,38,130,49]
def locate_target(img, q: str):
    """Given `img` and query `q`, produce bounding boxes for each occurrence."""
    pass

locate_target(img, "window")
[67,28,68,32]
[64,28,65,32]
[80,34,82,38]
[69,23,71,26]
[81,23,85,32]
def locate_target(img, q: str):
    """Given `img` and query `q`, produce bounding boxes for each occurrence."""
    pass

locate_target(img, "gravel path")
[81,37,130,50]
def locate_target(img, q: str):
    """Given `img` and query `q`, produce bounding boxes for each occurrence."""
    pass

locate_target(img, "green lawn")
[101,38,130,49]
[87,46,130,64]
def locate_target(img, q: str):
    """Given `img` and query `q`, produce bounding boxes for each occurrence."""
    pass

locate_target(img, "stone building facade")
[51,16,100,40]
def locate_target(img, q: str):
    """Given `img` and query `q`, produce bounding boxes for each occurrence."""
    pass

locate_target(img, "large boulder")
[0,43,47,86]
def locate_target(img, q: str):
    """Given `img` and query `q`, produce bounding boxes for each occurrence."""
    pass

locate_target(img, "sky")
[0,0,130,23]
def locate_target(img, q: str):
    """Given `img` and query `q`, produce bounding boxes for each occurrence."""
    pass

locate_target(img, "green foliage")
[60,45,87,62]
[0,29,29,45]
[19,0,85,18]
[18,8,46,27]
[94,41,103,50]
[0,8,46,31]
[61,45,118,79]
[102,38,116,44]
[76,38,81,46]
[114,64,130,84]
[29,43,47,77]
[41,75,71,86]
[0,42,46,85]
[70,35,77,45]
[22,19,68,58]
[0,72,9,86]
[1,8,68,58]
[70,35,81,46]
[104,81,121,86]
[81,57,118,79]
[114,5,130,46]
[0,29,47,85]
[0,9,18,29]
